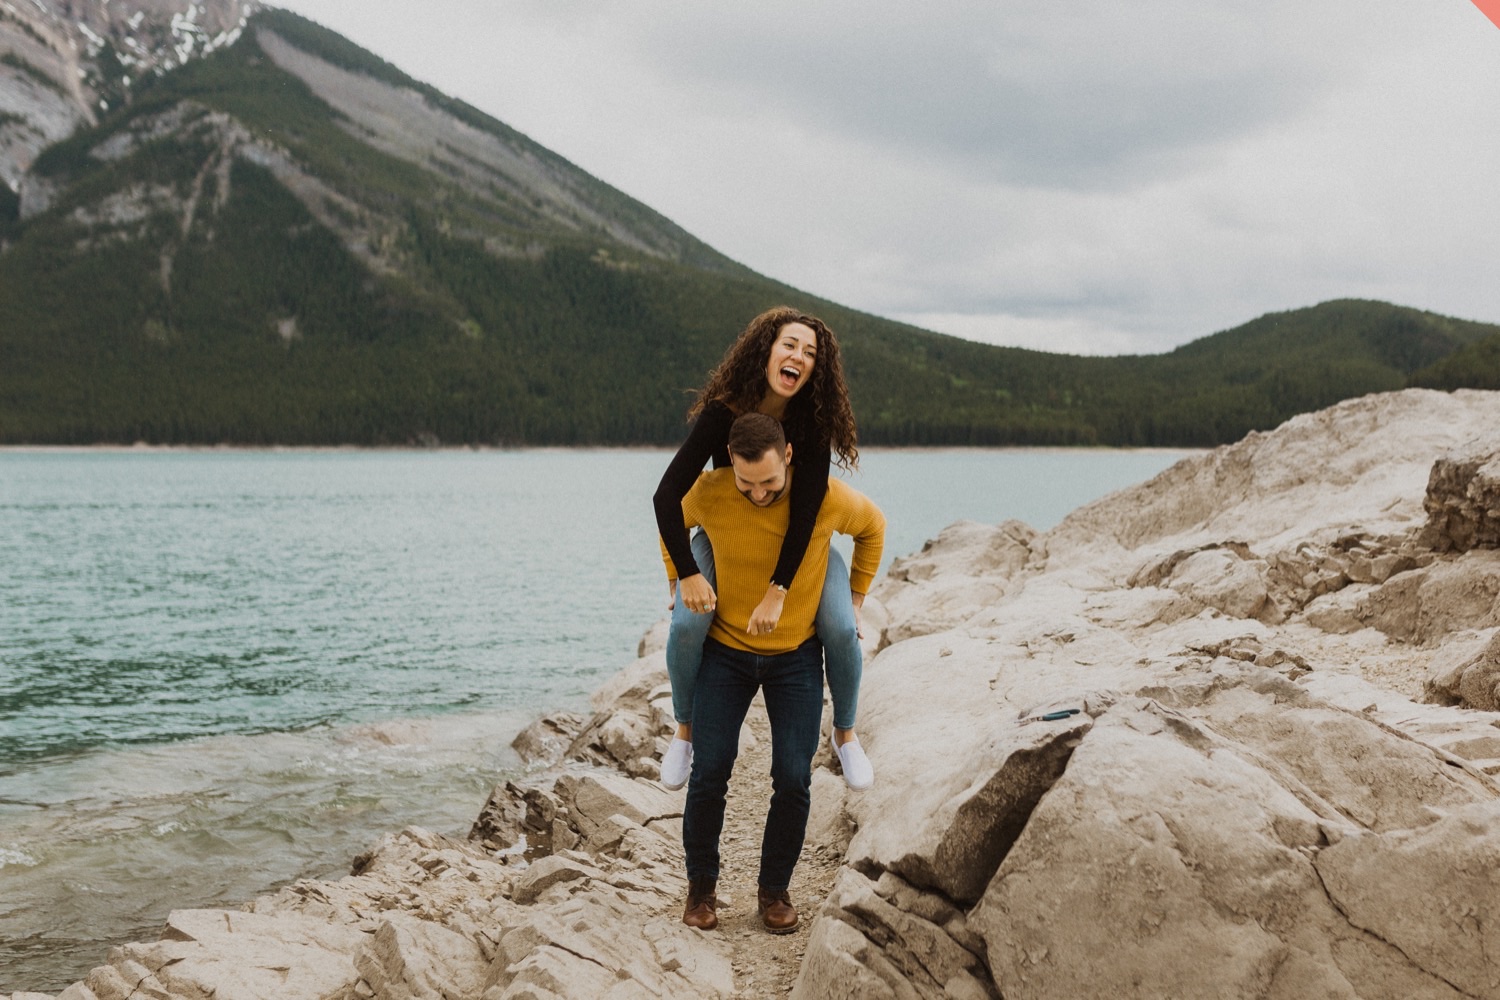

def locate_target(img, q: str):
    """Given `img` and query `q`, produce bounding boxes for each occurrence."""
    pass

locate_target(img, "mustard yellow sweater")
[662,470,886,654]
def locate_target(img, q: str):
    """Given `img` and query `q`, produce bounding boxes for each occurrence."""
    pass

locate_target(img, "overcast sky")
[268,0,1500,355]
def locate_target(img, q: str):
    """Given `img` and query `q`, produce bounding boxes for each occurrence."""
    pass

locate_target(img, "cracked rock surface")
[801,389,1500,999]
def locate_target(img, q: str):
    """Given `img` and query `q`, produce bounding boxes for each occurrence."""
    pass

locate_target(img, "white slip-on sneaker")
[836,738,875,791]
[661,737,694,790]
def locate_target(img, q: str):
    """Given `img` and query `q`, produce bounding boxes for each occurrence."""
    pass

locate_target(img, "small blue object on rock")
[1018,708,1082,725]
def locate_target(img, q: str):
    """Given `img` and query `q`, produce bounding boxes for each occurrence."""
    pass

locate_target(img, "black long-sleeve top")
[653,399,831,591]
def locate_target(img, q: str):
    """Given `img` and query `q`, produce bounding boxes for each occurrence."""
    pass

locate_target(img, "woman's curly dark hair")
[689,306,859,470]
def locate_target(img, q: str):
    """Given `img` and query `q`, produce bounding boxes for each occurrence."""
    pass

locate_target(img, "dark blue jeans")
[682,636,824,891]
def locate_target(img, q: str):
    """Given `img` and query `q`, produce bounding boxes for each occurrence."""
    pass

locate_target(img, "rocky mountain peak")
[0,0,254,189]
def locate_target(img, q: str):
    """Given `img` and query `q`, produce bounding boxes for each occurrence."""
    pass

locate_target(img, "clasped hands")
[672,578,865,639]
[669,577,784,635]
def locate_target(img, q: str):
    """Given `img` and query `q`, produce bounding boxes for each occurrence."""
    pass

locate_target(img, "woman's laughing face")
[764,322,817,401]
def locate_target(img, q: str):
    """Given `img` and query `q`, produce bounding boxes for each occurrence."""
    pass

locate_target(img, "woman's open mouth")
[779,366,802,390]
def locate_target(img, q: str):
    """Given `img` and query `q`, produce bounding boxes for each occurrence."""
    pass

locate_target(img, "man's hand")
[748,585,787,636]
[852,591,866,640]
[679,574,717,615]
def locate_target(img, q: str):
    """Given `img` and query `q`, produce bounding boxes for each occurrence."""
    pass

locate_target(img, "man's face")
[731,445,792,507]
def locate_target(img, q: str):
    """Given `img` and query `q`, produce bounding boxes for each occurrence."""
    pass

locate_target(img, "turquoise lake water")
[0,447,1194,991]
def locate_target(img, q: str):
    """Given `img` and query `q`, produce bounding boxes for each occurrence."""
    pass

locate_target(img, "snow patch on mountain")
[0,0,256,190]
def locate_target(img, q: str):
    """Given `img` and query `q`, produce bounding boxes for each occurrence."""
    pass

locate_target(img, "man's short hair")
[728,412,787,462]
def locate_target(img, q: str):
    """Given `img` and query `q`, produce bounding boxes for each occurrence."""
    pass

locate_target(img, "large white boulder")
[799,389,1500,999]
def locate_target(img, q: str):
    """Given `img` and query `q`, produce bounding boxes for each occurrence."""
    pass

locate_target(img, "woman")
[652,306,871,792]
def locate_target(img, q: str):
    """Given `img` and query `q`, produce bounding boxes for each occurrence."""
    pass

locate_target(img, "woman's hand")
[679,575,717,615]
[852,591,866,640]
[748,585,787,636]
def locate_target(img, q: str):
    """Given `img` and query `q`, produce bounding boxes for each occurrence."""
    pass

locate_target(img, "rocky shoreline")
[8,387,1500,1000]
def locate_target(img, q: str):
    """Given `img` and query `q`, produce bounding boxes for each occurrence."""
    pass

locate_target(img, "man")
[660,412,885,934]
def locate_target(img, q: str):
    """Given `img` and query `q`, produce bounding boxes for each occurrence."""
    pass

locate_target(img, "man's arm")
[841,491,887,596]
[658,535,681,590]
[830,488,884,640]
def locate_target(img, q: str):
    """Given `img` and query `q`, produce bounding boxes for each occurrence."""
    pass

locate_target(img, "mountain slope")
[1,10,1498,447]
[1086,300,1500,444]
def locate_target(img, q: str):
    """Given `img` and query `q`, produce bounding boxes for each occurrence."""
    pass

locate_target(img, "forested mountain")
[2,7,1498,447]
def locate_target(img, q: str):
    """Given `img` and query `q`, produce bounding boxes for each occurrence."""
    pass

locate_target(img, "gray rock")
[1164,547,1277,621]
[555,772,682,843]
[1426,628,1500,711]
[594,711,658,769]
[550,817,580,853]
[350,914,489,1000]
[793,917,908,1000]
[968,700,1484,999]
[883,715,1089,906]
[488,897,732,999]
[1182,681,1494,833]
[804,769,853,857]
[561,652,674,769]
[874,520,1035,642]
[1425,446,1500,553]
[1360,551,1500,643]
[886,519,1036,584]
[1316,800,1500,999]
[1303,586,1369,634]
[1303,669,1500,777]
[639,917,735,994]
[511,712,587,767]
[578,811,642,856]
[637,617,670,658]
[587,651,668,716]
[56,909,364,1000]
[512,854,603,905]
[469,781,528,851]
[486,942,619,1000]
[793,868,996,1000]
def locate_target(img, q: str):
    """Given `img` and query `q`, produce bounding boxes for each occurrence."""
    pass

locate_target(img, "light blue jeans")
[667,530,862,731]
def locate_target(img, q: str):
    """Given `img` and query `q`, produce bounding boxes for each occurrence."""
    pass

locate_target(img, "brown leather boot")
[757,886,798,934]
[683,878,718,930]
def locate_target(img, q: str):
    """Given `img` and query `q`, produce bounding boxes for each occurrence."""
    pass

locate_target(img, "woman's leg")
[815,548,863,733]
[816,548,873,790]
[666,530,718,727]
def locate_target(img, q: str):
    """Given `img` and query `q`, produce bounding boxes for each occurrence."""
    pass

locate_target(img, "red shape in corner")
[1474,0,1500,30]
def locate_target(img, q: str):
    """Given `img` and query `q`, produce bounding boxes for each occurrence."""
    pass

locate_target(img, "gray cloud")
[574,1,1347,189]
